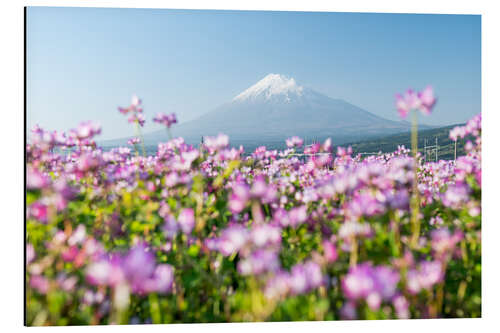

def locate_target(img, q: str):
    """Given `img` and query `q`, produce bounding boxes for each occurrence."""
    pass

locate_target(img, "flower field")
[26,91,481,325]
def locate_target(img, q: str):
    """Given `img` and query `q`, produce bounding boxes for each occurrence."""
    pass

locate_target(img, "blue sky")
[27,7,481,140]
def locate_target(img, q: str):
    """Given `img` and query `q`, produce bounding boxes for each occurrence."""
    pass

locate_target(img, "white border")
[1,0,499,331]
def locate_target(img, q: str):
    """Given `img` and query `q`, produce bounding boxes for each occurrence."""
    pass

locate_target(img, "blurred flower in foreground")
[118,94,143,114]
[153,112,177,128]
[341,262,399,310]
[395,86,436,118]
[286,136,304,148]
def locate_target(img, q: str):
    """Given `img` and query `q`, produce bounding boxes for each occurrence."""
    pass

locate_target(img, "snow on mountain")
[233,73,304,103]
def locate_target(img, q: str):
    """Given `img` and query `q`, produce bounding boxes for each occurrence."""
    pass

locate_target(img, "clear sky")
[27,7,481,140]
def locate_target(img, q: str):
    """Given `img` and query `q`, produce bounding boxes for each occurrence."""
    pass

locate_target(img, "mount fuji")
[121,74,421,149]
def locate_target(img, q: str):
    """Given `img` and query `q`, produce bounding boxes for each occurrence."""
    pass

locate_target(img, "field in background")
[112,124,468,160]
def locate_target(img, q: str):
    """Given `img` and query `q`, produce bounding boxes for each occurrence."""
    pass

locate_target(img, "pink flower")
[74,121,101,140]
[153,112,177,128]
[29,202,48,223]
[30,275,50,294]
[118,94,143,114]
[286,136,304,148]
[27,167,50,190]
[228,182,250,213]
[217,225,249,256]
[395,89,419,118]
[322,240,338,263]
[178,208,195,234]
[127,137,141,145]
[406,260,443,294]
[26,244,36,265]
[203,133,229,152]
[395,86,437,118]
[418,85,436,115]
[127,113,145,127]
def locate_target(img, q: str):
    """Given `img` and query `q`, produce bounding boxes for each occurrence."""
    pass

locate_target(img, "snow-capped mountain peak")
[233,73,304,102]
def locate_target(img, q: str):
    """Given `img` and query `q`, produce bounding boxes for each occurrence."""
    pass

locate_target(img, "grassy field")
[345,124,468,160]
[119,124,468,160]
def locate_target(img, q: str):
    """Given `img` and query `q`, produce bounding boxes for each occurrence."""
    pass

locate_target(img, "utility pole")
[435,137,438,162]
[454,139,457,161]
[424,138,427,162]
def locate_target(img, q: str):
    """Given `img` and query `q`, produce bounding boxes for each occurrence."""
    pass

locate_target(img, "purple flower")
[264,271,290,299]
[217,225,250,256]
[178,208,195,234]
[395,89,420,118]
[27,167,50,189]
[406,260,443,294]
[73,121,101,140]
[441,182,470,208]
[228,182,250,213]
[28,202,48,223]
[273,206,308,228]
[304,143,321,154]
[322,138,333,152]
[163,215,179,240]
[395,86,436,118]
[118,95,143,114]
[250,176,267,197]
[68,224,86,246]
[286,136,304,148]
[58,275,78,292]
[30,275,50,294]
[86,243,174,296]
[203,133,229,152]
[387,189,410,210]
[340,301,357,320]
[347,192,385,218]
[289,264,308,294]
[76,152,103,172]
[127,113,145,127]
[127,137,141,146]
[342,263,400,310]
[430,228,463,257]
[336,146,353,157]
[393,294,410,319]
[122,243,156,292]
[338,221,372,240]
[250,224,281,247]
[342,263,375,300]
[153,112,177,128]
[288,261,324,295]
[62,245,79,262]
[288,206,308,227]
[237,249,280,275]
[250,175,277,203]
[372,266,400,300]
[449,126,466,141]
[26,243,35,265]
[418,85,436,115]
[322,240,338,263]
[142,264,174,294]
[303,261,323,289]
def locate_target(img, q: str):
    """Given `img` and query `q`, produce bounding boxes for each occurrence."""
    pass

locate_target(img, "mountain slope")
[109,74,426,147]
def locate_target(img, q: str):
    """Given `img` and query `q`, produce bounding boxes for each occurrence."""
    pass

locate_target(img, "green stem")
[148,293,161,324]
[390,211,401,257]
[410,110,421,249]
[135,121,146,157]
[251,201,265,224]
[349,235,358,268]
